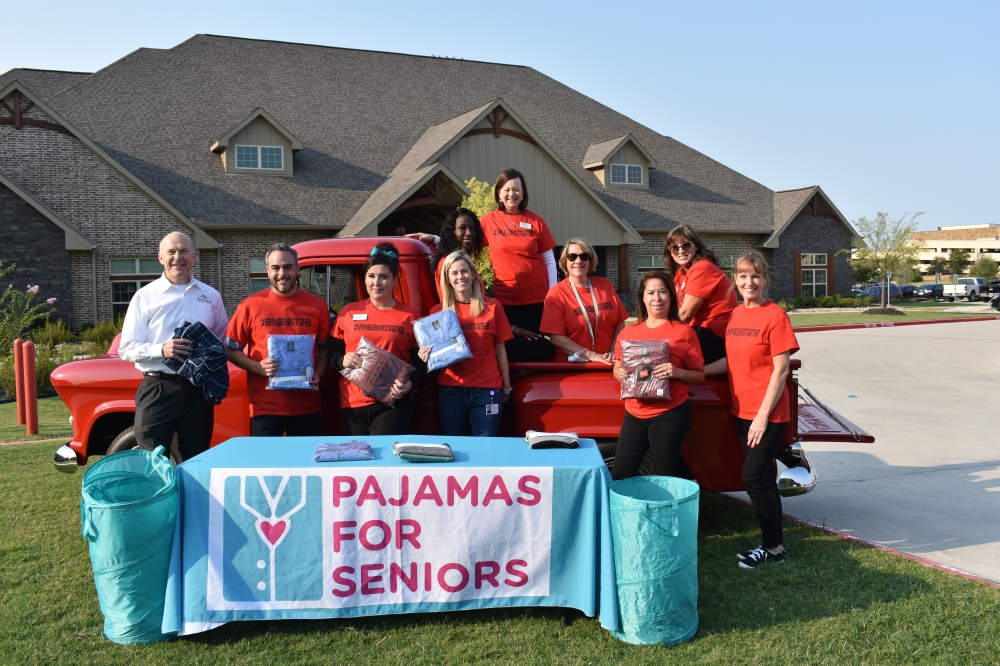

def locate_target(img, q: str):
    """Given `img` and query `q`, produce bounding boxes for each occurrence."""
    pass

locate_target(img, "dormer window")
[211,107,303,176]
[583,133,657,189]
[611,164,643,185]
[235,145,284,170]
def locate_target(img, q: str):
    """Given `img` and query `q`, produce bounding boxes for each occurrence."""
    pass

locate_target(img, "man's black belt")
[144,371,183,381]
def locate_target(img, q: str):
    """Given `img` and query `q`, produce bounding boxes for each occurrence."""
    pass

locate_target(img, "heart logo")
[259,520,287,546]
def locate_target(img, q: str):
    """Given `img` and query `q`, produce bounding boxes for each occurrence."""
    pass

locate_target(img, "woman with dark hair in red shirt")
[611,270,705,480]
[664,224,737,376]
[725,250,800,569]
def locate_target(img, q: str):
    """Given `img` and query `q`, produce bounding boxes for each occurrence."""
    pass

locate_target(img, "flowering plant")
[0,263,57,356]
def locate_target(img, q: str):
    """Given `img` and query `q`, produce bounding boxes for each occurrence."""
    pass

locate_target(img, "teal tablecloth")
[162,435,619,635]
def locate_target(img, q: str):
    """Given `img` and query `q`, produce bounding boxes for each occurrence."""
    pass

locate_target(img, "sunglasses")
[667,241,694,255]
[566,252,591,263]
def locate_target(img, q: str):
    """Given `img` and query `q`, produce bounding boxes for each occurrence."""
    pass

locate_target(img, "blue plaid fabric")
[162,321,230,405]
[413,309,472,372]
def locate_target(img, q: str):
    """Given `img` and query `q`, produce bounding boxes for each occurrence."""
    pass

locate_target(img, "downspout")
[217,245,223,303]
[91,249,98,326]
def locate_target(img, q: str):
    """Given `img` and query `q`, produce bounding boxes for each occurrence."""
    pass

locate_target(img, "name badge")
[519,221,532,230]
[486,404,500,416]
[352,314,368,321]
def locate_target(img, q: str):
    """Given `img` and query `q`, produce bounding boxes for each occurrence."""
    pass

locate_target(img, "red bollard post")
[23,341,39,435]
[13,338,25,426]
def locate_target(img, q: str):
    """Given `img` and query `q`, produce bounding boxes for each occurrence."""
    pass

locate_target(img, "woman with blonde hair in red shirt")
[725,250,799,569]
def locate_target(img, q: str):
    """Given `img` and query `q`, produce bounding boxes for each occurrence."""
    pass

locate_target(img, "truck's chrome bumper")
[53,444,80,474]
[777,443,817,497]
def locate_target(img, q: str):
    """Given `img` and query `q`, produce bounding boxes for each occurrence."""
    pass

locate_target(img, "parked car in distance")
[914,284,944,301]
[899,285,916,299]
[981,278,1000,300]
[943,277,987,302]
[863,284,903,300]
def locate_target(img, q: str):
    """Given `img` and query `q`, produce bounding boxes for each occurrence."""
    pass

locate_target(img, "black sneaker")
[738,548,786,569]
[737,545,764,562]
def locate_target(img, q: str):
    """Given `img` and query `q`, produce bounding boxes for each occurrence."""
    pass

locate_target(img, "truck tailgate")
[797,404,875,443]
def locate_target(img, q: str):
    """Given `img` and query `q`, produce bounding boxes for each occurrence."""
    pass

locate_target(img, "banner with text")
[206,467,552,610]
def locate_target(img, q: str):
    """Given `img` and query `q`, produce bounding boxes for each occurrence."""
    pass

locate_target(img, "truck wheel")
[968,292,978,302]
[598,441,656,477]
[106,427,181,465]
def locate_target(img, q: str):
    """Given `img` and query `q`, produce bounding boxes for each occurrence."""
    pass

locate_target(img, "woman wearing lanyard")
[478,168,557,362]
[725,251,799,569]
[664,225,738,375]
[611,270,705,480]
[540,237,628,364]
[329,241,426,436]
[419,250,513,437]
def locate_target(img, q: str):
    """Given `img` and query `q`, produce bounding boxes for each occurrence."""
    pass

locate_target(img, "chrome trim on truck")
[53,445,79,474]
[777,443,817,497]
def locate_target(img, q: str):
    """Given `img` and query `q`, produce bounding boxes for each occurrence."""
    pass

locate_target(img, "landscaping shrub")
[81,316,124,356]
[31,320,74,348]
[0,262,57,357]
[0,343,77,398]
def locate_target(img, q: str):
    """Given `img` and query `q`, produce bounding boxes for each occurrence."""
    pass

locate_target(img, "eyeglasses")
[667,241,694,255]
[566,252,591,263]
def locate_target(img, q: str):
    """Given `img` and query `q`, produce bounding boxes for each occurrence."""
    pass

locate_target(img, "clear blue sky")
[4,1,996,231]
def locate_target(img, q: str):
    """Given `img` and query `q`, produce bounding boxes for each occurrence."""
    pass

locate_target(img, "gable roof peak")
[583,132,658,170]
[210,107,303,153]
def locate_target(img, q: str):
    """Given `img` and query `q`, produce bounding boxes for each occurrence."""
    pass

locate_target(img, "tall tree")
[969,255,1000,280]
[925,256,948,282]
[946,248,971,282]
[851,212,923,307]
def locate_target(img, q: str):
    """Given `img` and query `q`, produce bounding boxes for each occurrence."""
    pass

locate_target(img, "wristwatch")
[502,387,513,395]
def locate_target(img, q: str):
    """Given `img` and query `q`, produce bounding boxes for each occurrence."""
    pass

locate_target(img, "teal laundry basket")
[80,445,178,645]
[609,476,700,645]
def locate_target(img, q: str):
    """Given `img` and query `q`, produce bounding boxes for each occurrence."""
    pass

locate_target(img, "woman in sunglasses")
[663,225,738,374]
[540,238,629,364]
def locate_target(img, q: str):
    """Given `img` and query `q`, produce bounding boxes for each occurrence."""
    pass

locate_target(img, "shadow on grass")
[695,492,931,637]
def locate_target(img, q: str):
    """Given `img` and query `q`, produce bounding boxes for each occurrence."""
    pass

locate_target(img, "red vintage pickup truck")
[51,238,872,495]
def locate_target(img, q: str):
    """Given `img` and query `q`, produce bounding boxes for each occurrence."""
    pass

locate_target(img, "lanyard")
[570,280,599,350]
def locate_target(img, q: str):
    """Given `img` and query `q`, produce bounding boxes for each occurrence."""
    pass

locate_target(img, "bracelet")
[502,387,513,395]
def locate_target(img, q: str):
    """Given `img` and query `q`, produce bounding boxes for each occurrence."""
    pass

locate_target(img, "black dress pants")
[341,393,415,436]
[133,373,214,461]
[251,413,323,437]
[503,302,555,362]
[611,401,692,480]
[736,418,788,550]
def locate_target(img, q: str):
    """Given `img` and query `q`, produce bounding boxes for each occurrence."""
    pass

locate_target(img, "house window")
[235,145,283,170]
[800,253,828,297]
[719,254,737,280]
[610,164,643,184]
[249,257,269,292]
[636,255,660,273]
[109,257,161,320]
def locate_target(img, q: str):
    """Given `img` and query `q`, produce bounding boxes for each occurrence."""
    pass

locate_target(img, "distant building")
[912,224,1000,273]
[1,35,861,327]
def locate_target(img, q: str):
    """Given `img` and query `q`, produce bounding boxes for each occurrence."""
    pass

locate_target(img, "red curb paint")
[794,315,1000,333]
[727,494,1000,588]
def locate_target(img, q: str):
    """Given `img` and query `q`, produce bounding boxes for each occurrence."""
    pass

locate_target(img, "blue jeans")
[437,386,503,437]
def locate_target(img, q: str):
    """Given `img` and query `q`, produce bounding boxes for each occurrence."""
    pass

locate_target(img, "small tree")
[970,255,1000,280]
[946,248,971,282]
[461,177,496,289]
[851,212,923,307]
[925,256,948,282]
[0,262,57,357]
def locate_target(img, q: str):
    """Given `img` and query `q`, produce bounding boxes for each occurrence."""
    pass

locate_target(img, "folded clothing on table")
[314,440,375,462]
[413,309,473,372]
[266,334,315,390]
[340,337,414,407]
[525,430,580,449]
[619,339,671,400]
[392,442,454,463]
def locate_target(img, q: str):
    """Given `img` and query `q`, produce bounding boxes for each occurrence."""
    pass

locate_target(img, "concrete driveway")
[763,320,1000,582]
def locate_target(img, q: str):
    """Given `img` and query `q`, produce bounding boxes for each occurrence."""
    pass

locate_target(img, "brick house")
[0,35,859,326]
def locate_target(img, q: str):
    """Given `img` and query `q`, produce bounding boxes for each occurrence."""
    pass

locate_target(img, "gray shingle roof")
[5,35,801,235]
[582,135,629,166]
[0,68,91,99]
[773,187,817,229]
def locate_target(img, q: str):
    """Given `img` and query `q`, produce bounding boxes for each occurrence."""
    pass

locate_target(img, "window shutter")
[618,244,630,293]
[827,252,835,296]
[794,253,802,296]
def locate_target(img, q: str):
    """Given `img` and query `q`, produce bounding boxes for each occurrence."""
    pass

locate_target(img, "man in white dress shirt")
[118,232,228,460]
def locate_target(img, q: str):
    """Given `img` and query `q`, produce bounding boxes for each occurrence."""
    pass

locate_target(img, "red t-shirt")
[674,260,738,338]
[429,300,513,388]
[540,276,629,362]
[480,209,557,306]
[614,320,704,419]
[331,299,420,409]
[225,288,331,417]
[725,300,800,423]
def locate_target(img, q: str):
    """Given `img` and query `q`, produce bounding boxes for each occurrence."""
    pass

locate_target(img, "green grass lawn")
[3,442,1000,664]
[0,396,72,443]
[789,309,997,328]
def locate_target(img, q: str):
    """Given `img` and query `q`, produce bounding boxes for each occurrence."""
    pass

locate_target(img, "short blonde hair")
[731,250,772,298]
[558,238,599,275]
[439,250,487,317]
